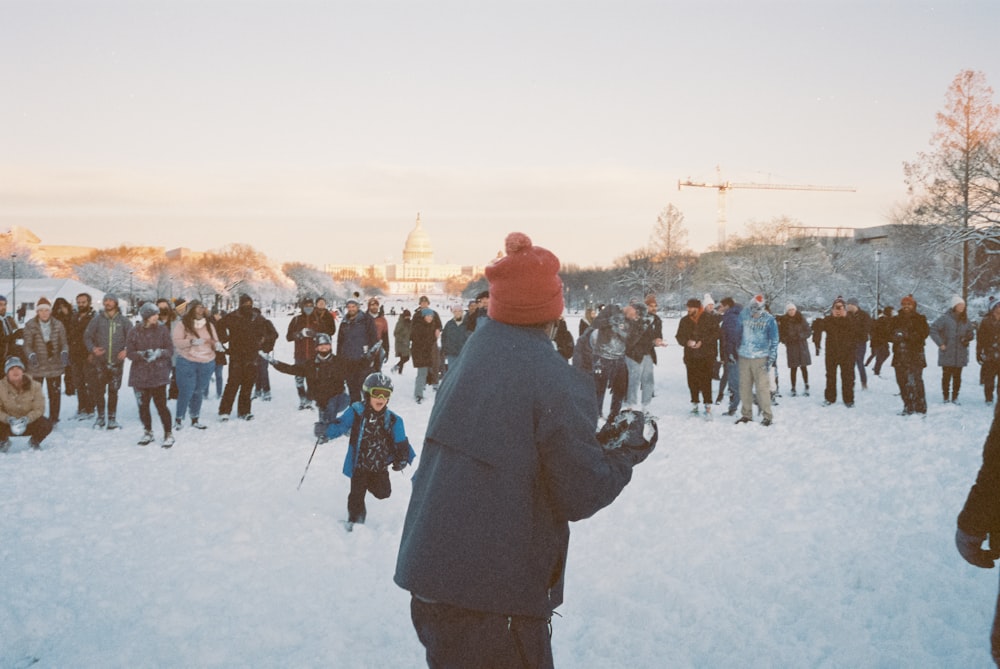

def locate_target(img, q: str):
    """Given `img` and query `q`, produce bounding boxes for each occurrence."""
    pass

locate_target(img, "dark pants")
[0,416,53,444]
[593,357,627,418]
[344,358,370,404]
[135,386,172,433]
[895,364,927,414]
[70,358,94,414]
[685,357,713,404]
[394,355,410,374]
[220,358,257,417]
[88,362,122,419]
[42,375,62,421]
[871,344,890,375]
[347,467,391,523]
[410,596,554,669]
[984,362,1000,402]
[825,355,855,404]
[942,366,963,400]
[854,341,868,386]
[293,356,308,400]
[255,356,271,394]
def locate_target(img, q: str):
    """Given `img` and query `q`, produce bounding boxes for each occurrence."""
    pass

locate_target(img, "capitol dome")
[402,213,434,265]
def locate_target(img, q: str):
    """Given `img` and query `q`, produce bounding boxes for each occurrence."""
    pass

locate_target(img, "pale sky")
[2,0,997,269]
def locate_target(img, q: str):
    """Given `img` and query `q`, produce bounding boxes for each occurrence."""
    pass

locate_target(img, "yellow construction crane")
[677,167,856,249]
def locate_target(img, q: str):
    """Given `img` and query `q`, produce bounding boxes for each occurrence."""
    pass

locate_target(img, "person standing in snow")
[22,297,69,424]
[286,297,325,409]
[0,294,24,363]
[814,296,862,407]
[316,371,414,529]
[68,293,97,421]
[624,295,664,412]
[395,232,658,668]
[846,298,872,390]
[409,308,439,404]
[0,356,52,452]
[675,297,718,417]
[930,295,975,404]
[217,294,268,421]
[717,297,743,415]
[84,293,131,430]
[251,307,279,402]
[890,294,930,416]
[126,302,174,447]
[366,298,390,372]
[439,304,469,381]
[582,303,630,419]
[867,306,894,377]
[171,300,220,431]
[978,299,1000,406]
[777,303,812,397]
[392,309,412,374]
[337,299,379,403]
[736,294,779,426]
[955,409,1000,665]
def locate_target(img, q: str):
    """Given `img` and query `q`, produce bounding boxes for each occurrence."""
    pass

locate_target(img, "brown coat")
[0,375,46,423]
[23,316,69,379]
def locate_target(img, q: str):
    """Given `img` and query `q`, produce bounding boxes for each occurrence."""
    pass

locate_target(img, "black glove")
[956,527,996,568]
[392,460,408,471]
[313,421,329,443]
[596,410,657,465]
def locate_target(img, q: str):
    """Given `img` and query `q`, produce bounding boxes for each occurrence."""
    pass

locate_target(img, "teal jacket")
[325,401,414,478]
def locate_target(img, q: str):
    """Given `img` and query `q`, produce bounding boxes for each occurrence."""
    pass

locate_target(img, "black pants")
[394,355,410,373]
[895,364,927,414]
[0,416,53,444]
[42,375,62,421]
[220,358,257,417]
[871,344,890,375]
[410,596,554,669]
[942,366,963,400]
[685,357,713,404]
[88,362,122,419]
[135,386,172,433]
[825,355,855,404]
[70,358,94,413]
[347,467,391,523]
[984,362,1000,402]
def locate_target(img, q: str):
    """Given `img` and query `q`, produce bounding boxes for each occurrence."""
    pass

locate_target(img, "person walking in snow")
[171,300,220,431]
[0,356,52,452]
[126,302,174,447]
[217,294,268,421]
[846,298,872,390]
[736,294,779,426]
[267,332,350,422]
[439,304,469,381]
[890,294,930,416]
[955,408,1000,664]
[867,306,894,377]
[930,295,975,404]
[316,371,414,529]
[84,293,131,429]
[978,298,1000,406]
[394,232,658,668]
[22,297,69,424]
[717,297,743,415]
[366,297,390,372]
[777,303,812,397]
[814,296,862,407]
[409,308,439,404]
[676,297,718,417]
[392,309,412,374]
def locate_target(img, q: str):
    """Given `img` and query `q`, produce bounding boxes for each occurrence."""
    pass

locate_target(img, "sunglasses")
[369,388,392,400]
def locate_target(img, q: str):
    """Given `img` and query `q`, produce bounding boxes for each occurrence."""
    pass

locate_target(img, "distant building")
[325,214,486,295]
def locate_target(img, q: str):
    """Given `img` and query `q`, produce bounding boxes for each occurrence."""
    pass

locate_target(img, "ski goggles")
[369,387,392,399]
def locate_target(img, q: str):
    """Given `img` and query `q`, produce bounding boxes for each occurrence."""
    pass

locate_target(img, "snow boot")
[162,433,175,448]
[94,414,106,429]
[803,384,810,397]
[137,430,154,446]
[689,403,700,416]
[174,418,183,432]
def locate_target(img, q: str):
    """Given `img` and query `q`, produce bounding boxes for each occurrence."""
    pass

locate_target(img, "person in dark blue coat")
[394,233,658,668]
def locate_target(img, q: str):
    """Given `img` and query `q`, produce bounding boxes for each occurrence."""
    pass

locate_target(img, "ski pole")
[297,437,322,490]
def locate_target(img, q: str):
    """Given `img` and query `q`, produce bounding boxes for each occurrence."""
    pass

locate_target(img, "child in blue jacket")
[316,371,415,528]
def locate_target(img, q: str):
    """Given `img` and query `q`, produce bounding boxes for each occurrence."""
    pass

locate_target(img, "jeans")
[415,366,430,400]
[724,358,740,412]
[625,354,655,408]
[854,341,868,385]
[175,356,215,420]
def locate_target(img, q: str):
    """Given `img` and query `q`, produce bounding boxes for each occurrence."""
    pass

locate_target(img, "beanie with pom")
[485,232,564,325]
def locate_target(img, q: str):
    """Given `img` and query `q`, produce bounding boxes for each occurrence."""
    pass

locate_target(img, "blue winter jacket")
[737,308,779,364]
[325,401,414,477]
[336,312,377,361]
[720,304,743,361]
[394,318,639,618]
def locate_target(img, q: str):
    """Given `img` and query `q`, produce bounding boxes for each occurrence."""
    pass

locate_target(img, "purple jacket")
[126,323,174,389]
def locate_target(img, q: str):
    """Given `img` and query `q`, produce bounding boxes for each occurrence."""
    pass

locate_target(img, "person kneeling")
[0,356,53,452]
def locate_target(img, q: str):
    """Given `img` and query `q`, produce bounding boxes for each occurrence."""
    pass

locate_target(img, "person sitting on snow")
[0,356,52,452]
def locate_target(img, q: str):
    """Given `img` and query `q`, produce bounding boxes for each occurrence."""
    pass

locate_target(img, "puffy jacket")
[126,323,174,389]
[0,375,45,424]
[23,316,69,379]
[325,401,414,478]
[720,304,743,361]
[84,309,132,367]
[930,309,975,367]
[337,312,377,361]
[395,318,639,618]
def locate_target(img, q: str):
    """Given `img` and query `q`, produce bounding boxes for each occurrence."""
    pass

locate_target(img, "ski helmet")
[315,332,333,347]
[362,372,393,398]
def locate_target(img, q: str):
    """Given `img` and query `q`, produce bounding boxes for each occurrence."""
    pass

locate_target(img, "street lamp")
[875,250,882,314]
[783,260,789,297]
[10,253,16,322]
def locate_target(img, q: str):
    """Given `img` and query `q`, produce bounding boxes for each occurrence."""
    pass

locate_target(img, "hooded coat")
[930,309,975,368]
[23,315,69,379]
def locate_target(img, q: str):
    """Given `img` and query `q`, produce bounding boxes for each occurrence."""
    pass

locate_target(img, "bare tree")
[649,204,690,292]
[903,69,1000,299]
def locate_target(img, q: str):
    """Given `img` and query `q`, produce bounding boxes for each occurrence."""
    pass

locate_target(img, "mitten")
[313,421,329,443]
[956,527,996,568]
[621,415,658,465]
[27,352,38,366]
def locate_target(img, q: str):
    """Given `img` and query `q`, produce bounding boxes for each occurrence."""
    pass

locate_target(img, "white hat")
[703,293,715,307]
[786,302,796,313]
[949,295,965,309]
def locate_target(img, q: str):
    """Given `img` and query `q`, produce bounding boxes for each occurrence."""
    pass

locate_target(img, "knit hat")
[832,296,846,309]
[238,293,253,306]
[901,294,916,308]
[139,302,159,321]
[35,297,51,311]
[949,295,965,309]
[686,298,702,309]
[346,299,359,307]
[4,356,24,374]
[315,333,333,347]
[703,293,715,308]
[103,293,119,304]
[420,308,434,318]
[786,302,796,313]
[749,294,766,312]
[0,295,6,302]
[486,232,564,325]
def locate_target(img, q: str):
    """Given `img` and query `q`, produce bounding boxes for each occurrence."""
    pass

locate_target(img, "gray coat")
[930,310,975,368]
[22,316,68,379]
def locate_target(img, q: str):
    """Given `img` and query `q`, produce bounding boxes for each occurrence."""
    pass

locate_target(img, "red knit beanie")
[901,294,916,308]
[36,297,51,309]
[486,232,564,325]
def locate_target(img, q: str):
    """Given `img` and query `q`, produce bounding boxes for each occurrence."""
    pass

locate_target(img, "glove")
[257,350,274,363]
[190,338,204,346]
[727,354,736,364]
[392,460,408,471]
[60,351,69,366]
[141,349,162,362]
[214,342,226,352]
[9,416,28,436]
[362,345,369,354]
[298,328,315,339]
[313,421,329,443]
[956,527,997,568]
[27,353,38,366]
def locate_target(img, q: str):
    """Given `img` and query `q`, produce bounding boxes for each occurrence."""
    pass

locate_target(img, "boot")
[94,414,106,429]
[137,430,154,446]
[106,415,121,430]
[162,432,175,448]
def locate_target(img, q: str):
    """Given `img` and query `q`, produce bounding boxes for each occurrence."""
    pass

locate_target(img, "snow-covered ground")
[2,313,998,668]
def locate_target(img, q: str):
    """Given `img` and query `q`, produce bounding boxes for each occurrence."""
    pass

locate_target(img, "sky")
[2,0,998,270]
